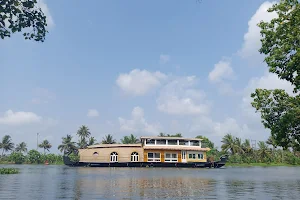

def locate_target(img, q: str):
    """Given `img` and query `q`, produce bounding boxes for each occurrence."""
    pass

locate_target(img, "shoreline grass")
[0,161,64,165]
[226,162,299,167]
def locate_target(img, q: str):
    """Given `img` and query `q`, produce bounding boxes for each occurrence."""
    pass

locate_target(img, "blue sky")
[0,0,294,153]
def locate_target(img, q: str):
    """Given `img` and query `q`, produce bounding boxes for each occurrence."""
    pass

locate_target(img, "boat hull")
[63,156,227,168]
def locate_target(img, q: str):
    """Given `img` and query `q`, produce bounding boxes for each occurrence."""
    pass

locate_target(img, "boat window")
[93,152,99,156]
[147,152,160,162]
[189,154,196,159]
[198,153,204,159]
[156,139,166,145]
[168,140,177,145]
[165,153,178,162]
[179,140,189,145]
[190,141,200,146]
[110,152,118,162]
[146,139,155,145]
[131,152,139,162]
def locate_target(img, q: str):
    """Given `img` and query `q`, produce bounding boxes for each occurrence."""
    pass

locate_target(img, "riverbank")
[226,163,300,167]
[0,161,64,165]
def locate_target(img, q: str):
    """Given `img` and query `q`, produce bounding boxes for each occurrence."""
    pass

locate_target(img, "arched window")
[110,152,118,162]
[131,152,139,162]
[93,152,99,156]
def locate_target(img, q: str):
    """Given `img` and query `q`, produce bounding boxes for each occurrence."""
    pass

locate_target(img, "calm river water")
[0,165,300,200]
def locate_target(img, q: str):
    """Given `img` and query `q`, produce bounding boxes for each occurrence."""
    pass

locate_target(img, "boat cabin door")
[181,151,187,163]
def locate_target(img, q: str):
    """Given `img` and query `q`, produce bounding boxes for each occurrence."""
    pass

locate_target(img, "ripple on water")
[1,165,300,199]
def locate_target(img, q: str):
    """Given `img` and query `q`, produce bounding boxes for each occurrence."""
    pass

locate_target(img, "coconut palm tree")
[88,137,97,146]
[58,135,77,155]
[258,141,271,162]
[77,125,91,141]
[77,138,88,149]
[242,139,252,154]
[121,134,139,144]
[221,133,239,155]
[0,135,14,156]
[102,134,116,144]
[15,142,28,153]
[39,140,52,154]
[234,137,244,154]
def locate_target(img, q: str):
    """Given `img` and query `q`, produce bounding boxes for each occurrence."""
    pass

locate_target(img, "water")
[1,165,300,200]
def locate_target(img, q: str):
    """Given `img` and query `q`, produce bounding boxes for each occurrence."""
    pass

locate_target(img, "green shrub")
[8,152,26,164]
[69,152,80,162]
[0,168,19,174]
[27,150,42,164]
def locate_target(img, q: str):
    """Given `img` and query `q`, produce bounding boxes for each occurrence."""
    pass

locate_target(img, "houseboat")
[63,136,228,168]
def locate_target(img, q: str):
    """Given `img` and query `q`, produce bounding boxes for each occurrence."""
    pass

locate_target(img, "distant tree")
[121,134,139,144]
[9,152,25,164]
[251,0,300,150]
[242,139,252,155]
[77,125,91,141]
[27,149,42,164]
[251,89,300,150]
[157,133,183,137]
[221,133,239,155]
[58,135,77,155]
[88,137,97,146]
[196,135,215,149]
[169,133,183,137]
[257,0,300,92]
[102,134,116,144]
[39,140,52,154]
[158,133,166,137]
[0,0,48,41]
[0,135,14,156]
[234,137,244,154]
[258,141,271,162]
[77,138,88,149]
[15,142,27,153]
[266,135,277,149]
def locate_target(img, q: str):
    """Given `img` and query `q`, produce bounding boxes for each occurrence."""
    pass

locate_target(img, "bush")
[8,152,26,164]
[27,150,42,164]
[0,168,19,174]
[69,152,80,162]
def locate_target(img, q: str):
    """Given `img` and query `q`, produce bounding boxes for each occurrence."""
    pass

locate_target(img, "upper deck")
[140,136,209,151]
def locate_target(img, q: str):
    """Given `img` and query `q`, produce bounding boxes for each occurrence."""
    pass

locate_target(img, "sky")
[0,0,295,153]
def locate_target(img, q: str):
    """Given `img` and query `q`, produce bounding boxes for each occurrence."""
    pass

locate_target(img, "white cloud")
[0,110,42,126]
[87,109,99,117]
[116,69,167,96]
[238,1,277,60]
[189,116,253,139]
[159,54,170,64]
[157,76,210,115]
[38,0,55,28]
[118,107,161,134]
[209,59,234,83]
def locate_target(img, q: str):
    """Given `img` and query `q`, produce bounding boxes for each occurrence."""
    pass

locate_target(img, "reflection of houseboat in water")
[64,136,228,168]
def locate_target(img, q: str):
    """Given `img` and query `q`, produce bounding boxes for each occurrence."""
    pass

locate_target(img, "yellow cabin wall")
[143,150,181,162]
[186,151,207,162]
[79,147,144,162]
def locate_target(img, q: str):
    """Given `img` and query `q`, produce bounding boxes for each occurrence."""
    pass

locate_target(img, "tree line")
[0,134,62,164]
[215,134,300,165]
[1,125,300,165]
